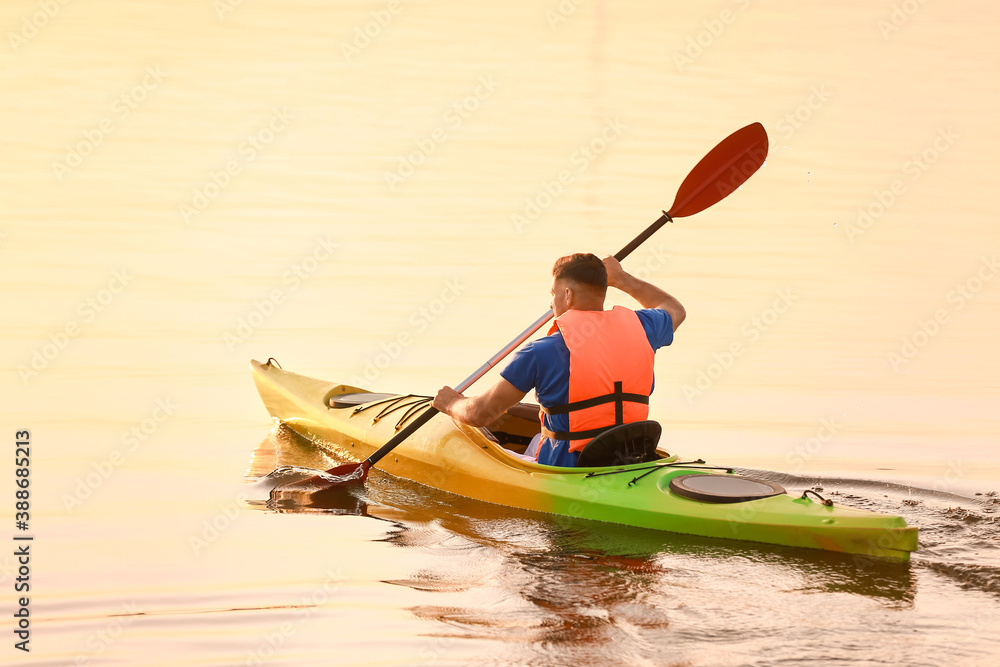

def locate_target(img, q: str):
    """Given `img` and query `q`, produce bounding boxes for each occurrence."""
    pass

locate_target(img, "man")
[432,253,684,467]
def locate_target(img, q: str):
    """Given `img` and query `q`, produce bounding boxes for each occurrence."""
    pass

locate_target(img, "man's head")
[550,253,607,316]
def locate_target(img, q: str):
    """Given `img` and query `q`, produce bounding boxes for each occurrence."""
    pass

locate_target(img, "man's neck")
[568,303,605,313]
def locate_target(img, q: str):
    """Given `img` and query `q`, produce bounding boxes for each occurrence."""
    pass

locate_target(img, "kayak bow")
[250,359,918,561]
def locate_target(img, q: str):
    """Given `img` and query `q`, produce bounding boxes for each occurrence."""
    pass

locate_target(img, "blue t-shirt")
[500,308,674,467]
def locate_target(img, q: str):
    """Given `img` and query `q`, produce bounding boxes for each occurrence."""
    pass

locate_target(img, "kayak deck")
[250,359,918,561]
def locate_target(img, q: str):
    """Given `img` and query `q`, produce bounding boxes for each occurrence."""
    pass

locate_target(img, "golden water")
[1,1,998,665]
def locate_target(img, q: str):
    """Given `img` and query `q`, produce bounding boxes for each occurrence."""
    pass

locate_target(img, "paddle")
[281,121,768,493]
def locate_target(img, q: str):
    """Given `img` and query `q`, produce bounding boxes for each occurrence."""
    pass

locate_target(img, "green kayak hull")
[251,359,918,561]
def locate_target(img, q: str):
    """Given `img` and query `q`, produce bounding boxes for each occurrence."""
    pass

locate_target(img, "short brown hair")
[552,253,607,292]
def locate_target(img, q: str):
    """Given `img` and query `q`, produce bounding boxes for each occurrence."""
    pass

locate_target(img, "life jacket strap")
[541,382,649,416]
[540,381,649,441]
[541,423,616,442]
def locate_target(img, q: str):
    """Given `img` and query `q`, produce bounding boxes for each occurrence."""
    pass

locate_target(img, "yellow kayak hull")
[250,359,918,561]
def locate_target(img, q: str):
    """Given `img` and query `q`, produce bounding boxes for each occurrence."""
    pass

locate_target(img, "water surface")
[1,0,998,665]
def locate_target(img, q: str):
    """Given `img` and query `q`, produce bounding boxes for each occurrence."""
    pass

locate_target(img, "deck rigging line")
[352,394,433,428]
[581,459,737,487]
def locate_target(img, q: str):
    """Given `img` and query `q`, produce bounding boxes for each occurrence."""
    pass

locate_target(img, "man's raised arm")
[603,256,686,331]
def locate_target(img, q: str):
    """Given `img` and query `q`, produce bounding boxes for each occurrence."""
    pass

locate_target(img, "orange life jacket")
[541,306,655,452]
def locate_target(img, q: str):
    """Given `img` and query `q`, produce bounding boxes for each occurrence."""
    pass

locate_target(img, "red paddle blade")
[667,122,768,219]
[282,460,370,491]
[320,461,371,484]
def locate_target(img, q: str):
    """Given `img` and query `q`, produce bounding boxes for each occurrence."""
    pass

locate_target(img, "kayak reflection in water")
[433,253,685,467]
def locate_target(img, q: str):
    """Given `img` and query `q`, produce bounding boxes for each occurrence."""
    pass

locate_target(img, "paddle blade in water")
[279,460,370,492]
[667,122,768,219]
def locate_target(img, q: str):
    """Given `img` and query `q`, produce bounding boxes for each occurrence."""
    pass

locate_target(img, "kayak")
[250,359,918,561]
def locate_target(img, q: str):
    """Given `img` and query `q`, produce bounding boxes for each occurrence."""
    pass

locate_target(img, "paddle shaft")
[363,122,770,471]
[365,211,674,468]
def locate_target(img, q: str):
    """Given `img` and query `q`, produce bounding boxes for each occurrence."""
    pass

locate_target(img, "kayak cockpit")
[481,402,542,455]
[483,404,665,467]
[325,390,670,468]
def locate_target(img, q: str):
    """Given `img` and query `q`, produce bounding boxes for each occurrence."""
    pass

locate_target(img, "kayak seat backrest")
[504,403,541,422]
[576,420,662,468]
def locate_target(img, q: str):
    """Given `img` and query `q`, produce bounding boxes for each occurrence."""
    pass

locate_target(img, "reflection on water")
[250,422,1000,583]
[239,425,1000,663]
